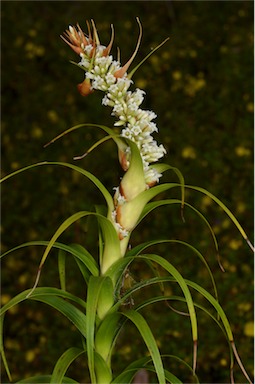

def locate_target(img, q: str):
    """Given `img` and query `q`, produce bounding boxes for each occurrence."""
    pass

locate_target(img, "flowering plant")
[1,18,253,384]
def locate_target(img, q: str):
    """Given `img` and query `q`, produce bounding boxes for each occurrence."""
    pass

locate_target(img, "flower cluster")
[61,19,166,186]
[62,19,167,249]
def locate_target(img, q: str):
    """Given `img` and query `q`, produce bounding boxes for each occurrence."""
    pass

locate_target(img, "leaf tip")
[245,237,254,253]
[193,339,197,375]
[73,152,88,160]
[231,340,253,384]
[217,253,225,272]
[181,205,186,223]
[26,267,42,298]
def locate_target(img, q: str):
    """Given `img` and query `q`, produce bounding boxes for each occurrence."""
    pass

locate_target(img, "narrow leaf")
[1,161,114,213]
[95,312,122,363]
[58,250,66,291]
[122,310,166,384]
[86,276,109,384]
[186,185,254,251]
[1,241,99,277]
[51,347,84,384]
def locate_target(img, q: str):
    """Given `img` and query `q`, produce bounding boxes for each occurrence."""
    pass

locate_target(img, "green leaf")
[96,215,122,275]
[58,249,66,291]
[186,184,254,250]
[0,314,12,382]
[0,288,87,338]
[107,254,198,371]
[43,122,124,155]
[51,347,85,384]
[126,238,219,302]
[138,199,219,259]
[0,287,86,316]
[86,276,110,384]
[0,161,114,213]
[25,212,118,295]
[116,182,180,233]
[28,212,98,296]
[120,138,147,201]
[153,163,185,213]
[121,310,166,384]
[95,312,122,363]
[96,277,114,320]
[1,241,99,277]
[32,295,87,339]
[94,351,113,384]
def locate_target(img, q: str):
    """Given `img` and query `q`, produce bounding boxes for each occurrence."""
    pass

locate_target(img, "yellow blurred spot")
[220,358,228,367]
[47,110,59,123]
[31,126,43,139]
[25,349,36,363]
[5,338,20,350]
[35,46,45,56]
[59,184,69,195]
[220,45,228,54]
[18,274,29,285]
[150,55,160,67]
[238,9,246,17]
[25,42,35,52]
[201,195,212,207]
[235,146,251,157]
[222,218,231,229]
[11,162,20,170]
[172,71,182,81]
[181,146,196,159]
[184,75,206,97]
[28,29,37,37]
[40,335,47,345]
[189,49,197,58]
[238,302,252,312]
[1,294,11,305]
[229,264,237,273]
[236,201,246,214]
[212,224,221,235]
[136,78,148,89]
[29,229,39,240]
[229,239,242,250]
[244,321,254,337]
[120,345,131,354]
[162,51,170,60]
[246,102,254,113]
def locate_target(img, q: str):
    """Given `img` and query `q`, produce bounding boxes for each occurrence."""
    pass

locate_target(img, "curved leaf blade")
[50,347,84,384]
[0,161,114,213]
[186,185,254,251]
[1,241,99,277]
[122,310,166,384]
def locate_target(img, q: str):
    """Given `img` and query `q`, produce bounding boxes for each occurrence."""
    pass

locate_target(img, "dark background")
[1,1,253,383]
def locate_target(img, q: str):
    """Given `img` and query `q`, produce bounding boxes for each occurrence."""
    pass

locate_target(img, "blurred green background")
[1,1,253,383]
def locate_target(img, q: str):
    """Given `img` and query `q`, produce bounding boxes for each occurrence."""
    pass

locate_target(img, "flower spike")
[114,17,142,78]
